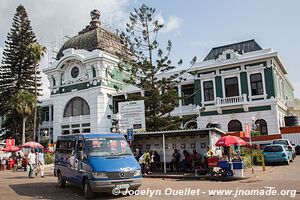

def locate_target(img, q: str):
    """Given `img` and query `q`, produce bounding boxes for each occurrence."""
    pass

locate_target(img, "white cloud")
[163,16,183,33]
[155,13,183,33]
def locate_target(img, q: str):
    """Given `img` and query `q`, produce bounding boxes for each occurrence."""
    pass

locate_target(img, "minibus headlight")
[134,170,141,177]
[92,172,108,179]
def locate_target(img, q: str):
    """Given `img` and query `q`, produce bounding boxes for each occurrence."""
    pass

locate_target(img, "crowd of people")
[134,149,160,175]
[134,147,214,175]
[0,148,45,179]
[170,148,212,173]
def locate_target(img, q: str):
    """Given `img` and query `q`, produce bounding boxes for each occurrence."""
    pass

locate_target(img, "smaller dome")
[56,9,130,60]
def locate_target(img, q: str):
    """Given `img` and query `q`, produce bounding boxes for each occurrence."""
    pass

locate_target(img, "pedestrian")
[180,150,193,172]
[142,150,151,175]
[153,151,160,171]
[16,152,23,171]
[192,149,202,169]
[170,149,180,173]
[37,149,45,178]
[1,157,6,171]
[27,148,36,178]
[150,151,155,171]
[204,146,213,169]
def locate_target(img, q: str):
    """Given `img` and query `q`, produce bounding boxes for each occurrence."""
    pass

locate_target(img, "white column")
[49,105,52,122]
[162,134,166,174]
[178,85,182,111]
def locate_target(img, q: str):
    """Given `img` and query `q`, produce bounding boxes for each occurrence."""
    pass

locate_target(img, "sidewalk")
[145,165,267,181]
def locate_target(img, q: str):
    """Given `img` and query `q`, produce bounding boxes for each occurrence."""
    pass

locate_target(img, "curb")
[144,174,248,181]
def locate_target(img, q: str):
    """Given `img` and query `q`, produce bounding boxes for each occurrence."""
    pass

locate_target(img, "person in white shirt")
[27,148,36,178]
[37,149,45,178]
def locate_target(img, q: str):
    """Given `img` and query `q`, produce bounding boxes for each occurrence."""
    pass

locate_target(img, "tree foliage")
[12,89,37,144]
[0,5,44,141]
[0,5,43,113]
[118,4,196,131]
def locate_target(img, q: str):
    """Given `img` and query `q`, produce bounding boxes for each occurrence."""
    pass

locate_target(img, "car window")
[273,140,288,145]
[264,146,283,152]
[85,137,132,157]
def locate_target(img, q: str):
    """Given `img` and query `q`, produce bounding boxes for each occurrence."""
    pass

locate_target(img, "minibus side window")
[78,140,85,160]
[67,140,75,155]
[56,141,60,152]
[56,140,67,153]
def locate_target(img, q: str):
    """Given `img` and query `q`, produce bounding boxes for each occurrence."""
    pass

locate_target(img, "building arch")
[228,120,242,132]
[255,119,268,135]
[63,97,90,117]
[184,120,197,129]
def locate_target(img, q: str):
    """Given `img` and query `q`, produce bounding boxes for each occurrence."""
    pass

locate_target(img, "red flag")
[244,124,251,138]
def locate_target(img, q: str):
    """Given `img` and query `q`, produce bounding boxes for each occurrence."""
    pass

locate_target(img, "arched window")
[184,121,197,129]
[228,120,242,132]
[92,66,96,78]
[63,97,90,117]
[255,119,268,135]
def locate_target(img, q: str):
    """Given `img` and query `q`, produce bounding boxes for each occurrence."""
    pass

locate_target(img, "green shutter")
[194,79,201,106]
[264,67,276,98]
[240,72,249,95]
[215,76,223,98]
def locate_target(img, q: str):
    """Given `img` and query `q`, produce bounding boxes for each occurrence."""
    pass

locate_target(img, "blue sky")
[0,0,300,98]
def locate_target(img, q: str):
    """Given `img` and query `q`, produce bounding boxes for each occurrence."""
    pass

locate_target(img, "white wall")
[197,108,280,135]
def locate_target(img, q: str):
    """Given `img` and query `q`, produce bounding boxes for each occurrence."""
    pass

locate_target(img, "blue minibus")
[54,133,142,199]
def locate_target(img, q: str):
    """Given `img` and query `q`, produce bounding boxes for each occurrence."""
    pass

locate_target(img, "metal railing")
[216,94,247,105]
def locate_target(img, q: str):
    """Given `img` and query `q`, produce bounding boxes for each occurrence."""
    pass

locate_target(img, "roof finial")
[90,9,101,29]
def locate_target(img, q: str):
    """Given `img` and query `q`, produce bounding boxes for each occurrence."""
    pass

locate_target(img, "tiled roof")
[203,39,262,61]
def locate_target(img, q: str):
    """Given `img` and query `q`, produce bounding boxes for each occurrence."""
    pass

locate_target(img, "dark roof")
[56,27,129,60]
[203,39,262,61]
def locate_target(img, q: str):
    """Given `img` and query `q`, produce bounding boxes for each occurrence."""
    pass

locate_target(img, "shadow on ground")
[9,182,126,200]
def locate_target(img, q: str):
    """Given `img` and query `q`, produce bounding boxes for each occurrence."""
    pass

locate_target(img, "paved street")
[0,159,299,200]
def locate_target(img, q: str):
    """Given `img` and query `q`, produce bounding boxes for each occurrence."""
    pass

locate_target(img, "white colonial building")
[168,40,294,135]
[42,10,130,142]
[40,10,295,143]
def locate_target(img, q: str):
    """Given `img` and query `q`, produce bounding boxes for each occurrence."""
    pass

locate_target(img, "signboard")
[244,124,251,138]
[6,139,15,147]
[118,100,146,132]
[127,128,134,141]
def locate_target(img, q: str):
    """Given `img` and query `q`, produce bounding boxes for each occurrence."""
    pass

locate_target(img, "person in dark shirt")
[170,149,180,173]
[181,150,193,172]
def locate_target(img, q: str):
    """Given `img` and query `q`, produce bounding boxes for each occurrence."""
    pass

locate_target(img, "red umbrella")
[4,145,20,152]
[215,135,246,147]
[22,141,44,149]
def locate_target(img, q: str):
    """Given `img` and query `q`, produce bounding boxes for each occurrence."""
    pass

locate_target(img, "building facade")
[42,10,129,142]
[170,40,294,135]
[41,11,295,142]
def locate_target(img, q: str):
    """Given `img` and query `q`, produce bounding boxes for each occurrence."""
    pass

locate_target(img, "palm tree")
[27,42,46,141]
[12,89,37,144]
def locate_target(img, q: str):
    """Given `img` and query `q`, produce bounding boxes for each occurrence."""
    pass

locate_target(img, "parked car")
[263,144,293,165]
[272,139,296,159]
[54,133,142,199]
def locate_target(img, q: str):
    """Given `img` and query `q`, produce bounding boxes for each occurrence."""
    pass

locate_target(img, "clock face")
[71,66,79,78]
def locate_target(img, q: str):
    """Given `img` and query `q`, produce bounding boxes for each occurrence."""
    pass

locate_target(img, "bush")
[45,153,54,164]
[242,154,252,168]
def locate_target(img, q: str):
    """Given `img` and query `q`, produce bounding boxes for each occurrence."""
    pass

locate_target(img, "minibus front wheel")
[83,178,94,199]
[57,171,66,188]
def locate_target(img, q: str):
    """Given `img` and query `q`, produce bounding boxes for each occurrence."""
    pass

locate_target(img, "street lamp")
[111,113,122,133]
[250,116,257,174]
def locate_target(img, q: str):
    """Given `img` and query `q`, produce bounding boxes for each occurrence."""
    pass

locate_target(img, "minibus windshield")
[85,137,132,157]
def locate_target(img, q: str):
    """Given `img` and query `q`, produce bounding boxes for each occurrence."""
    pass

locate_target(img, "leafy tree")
[118,4,196,131]
[0,5,43,140]
[12,89,37,144]
[27,42,46,140]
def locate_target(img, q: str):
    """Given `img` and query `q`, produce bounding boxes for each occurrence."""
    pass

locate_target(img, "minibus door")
[74,139,86,186]
[68,139,76,184]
